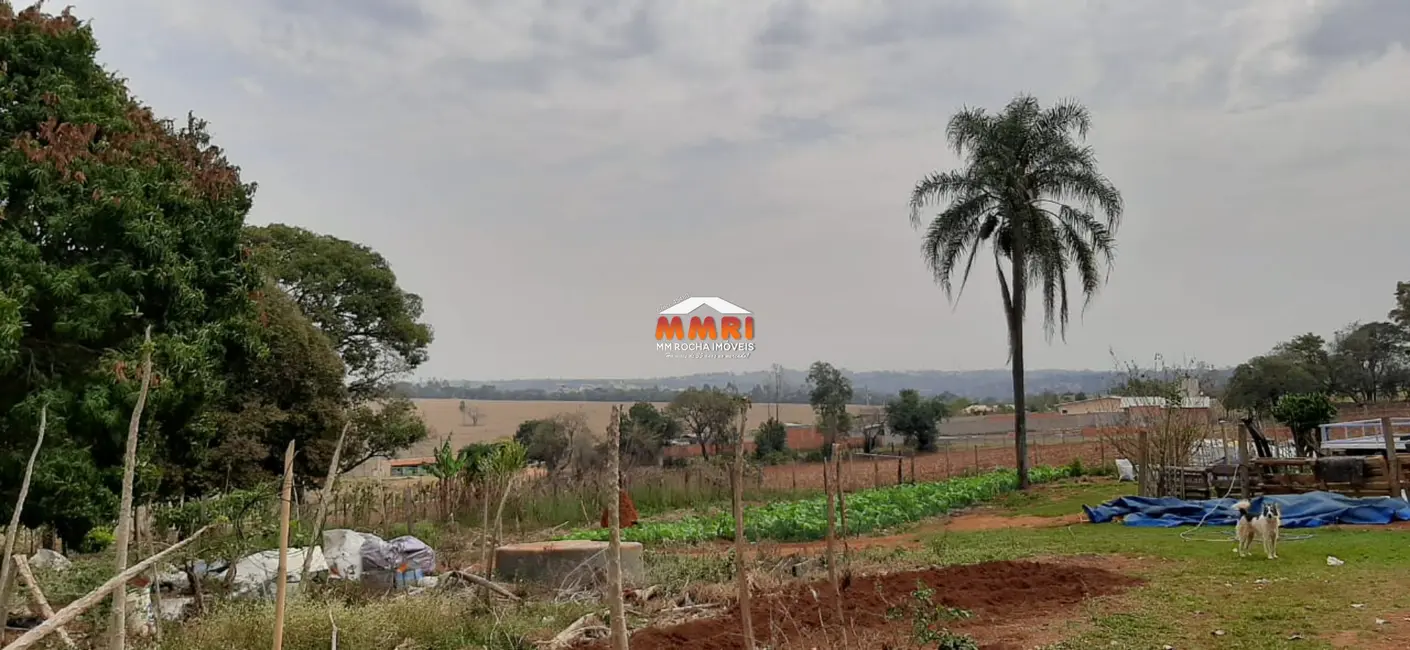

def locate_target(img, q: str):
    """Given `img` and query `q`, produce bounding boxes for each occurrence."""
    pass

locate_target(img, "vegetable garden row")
[558,465,1075,544]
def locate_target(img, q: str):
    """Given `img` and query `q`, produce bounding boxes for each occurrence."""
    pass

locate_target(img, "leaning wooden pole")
[110,325,155,650]
[272,441,296,650]
[301,421,351,587]
[732,406,755,650]
[606,405,629,650]
[0,403,47,617]
[1,525,211,650]
[11,555,76,649]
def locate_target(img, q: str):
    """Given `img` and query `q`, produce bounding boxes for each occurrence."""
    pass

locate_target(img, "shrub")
[754,418,788,458]
[80,526,115,553]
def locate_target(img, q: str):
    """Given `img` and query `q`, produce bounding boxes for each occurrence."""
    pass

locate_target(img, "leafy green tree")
[1273,333,1335,392]
[885,389,949,452]
[666,387,746,460]
[1390,281,1410,332]
[194,287,349,491]
[1271,393,1338,456]
[244,223,433,400]
[1329,321,1408,403]
[513,414,590,470]
[909,95,1123,488]
[619,401,680,466]
[0,4,265,545]
[753,417,788,459]
[458,442,498,486]
[807,361,853,454]
[339,397,429,474]
[1224,355,1319,416]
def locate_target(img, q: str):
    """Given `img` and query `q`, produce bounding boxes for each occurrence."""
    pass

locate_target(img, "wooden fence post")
[606,406,628,650]
[1137,428,1150,497]
[272,441,296,650]
[1237,423,1251,499]
[1382,417,1402,498]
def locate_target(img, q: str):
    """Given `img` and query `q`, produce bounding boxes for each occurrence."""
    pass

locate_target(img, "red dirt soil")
[580,560,1140,650]
[762,440,1109,492]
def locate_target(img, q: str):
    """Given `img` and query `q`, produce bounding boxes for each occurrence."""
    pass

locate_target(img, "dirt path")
[578,559,1140,650]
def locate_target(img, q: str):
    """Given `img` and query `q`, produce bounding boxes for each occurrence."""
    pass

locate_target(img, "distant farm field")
[405,398,871,459]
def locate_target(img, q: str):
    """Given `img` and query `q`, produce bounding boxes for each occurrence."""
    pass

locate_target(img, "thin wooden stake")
[732,405,755,650]
[0,404,47,617]
[834,444,850,569]
[272,441,296,650]
[823,449,839,610]
[302,421,351,587]
[606,406,629,650]
[11,555,76,649]
[2,525,211,650]
[111,325,154,650]
[138,505,160,643]
[1382,417,1402,498]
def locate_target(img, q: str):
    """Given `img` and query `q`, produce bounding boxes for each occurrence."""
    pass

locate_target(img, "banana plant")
[478,441,528,573]
[428,437,466,518]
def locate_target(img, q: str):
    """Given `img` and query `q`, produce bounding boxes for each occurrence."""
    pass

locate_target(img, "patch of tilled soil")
[580,559,1140,650]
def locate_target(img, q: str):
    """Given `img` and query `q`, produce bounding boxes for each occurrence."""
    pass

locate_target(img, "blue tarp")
[1083,491,1410,528]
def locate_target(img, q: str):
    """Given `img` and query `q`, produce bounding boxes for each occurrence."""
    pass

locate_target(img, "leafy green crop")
[557,466,1073,544]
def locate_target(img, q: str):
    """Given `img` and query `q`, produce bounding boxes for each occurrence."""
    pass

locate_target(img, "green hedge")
[557,466,1073,544]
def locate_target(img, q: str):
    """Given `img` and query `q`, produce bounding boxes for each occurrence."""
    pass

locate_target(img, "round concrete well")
[493,540,645,588]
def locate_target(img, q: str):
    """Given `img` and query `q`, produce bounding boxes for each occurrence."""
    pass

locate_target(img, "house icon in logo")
[658,297,751,316]
[654,296,756,357]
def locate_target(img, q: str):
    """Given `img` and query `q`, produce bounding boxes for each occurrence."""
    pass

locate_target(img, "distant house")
[1056,396,1122,415]
[963,404,996,415]
[389,457,435,477]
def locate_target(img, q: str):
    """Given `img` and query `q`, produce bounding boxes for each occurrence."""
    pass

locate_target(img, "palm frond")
[910,94,1123,346]
[909,170,985,226]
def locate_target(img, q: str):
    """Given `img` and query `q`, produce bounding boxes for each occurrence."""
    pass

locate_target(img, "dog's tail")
[1234,499,1251,514]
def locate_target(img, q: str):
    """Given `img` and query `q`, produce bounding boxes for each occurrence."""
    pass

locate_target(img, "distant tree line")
[398,378,899,405]
[1224,281,1410,416]
[398,377,1097,413]
[1213,281,1410,452]
[503,361,962,471]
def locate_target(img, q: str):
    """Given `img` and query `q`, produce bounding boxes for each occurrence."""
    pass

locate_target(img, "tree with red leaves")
[0,1,265,547]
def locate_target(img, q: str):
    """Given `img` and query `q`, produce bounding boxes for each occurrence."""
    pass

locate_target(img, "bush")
[754,418,788,458]
[80,526,115,553]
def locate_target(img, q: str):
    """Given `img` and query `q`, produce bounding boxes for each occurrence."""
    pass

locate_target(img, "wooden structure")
[1159,456,1410,499]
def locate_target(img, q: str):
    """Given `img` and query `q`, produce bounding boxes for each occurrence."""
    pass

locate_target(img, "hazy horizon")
[426,366,1140,384]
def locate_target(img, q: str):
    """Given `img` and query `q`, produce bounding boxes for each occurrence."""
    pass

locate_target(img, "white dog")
[1233,499,1282,559]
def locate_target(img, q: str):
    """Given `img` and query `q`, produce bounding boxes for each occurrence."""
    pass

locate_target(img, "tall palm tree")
[909,94,1123,489]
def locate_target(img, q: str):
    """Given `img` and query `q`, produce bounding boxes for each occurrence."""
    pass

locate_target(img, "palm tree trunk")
[1010,224,1030,491]
[1008,306,1030,490]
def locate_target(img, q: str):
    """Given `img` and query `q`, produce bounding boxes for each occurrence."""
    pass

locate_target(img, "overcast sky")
[71,0,1410,380]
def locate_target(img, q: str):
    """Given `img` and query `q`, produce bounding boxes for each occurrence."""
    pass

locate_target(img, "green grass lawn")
[927,481,1410,649]
[992,477,1131,517]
